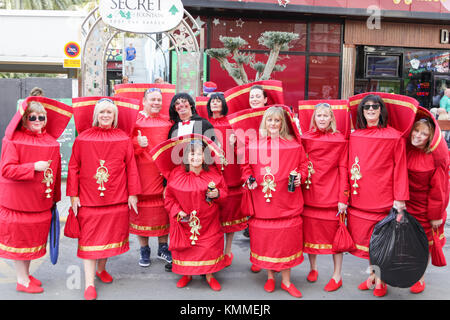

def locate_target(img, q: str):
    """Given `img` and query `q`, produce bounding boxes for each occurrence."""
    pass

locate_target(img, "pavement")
[1,182,450,309]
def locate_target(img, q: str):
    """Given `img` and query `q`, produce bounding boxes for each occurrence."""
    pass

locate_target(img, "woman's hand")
[393,200,406,212]
[338,202,348,213]
[294,174,302,187]
[229,133,237,145]
[177,211,188,221]
[430,219,443,229]
[34,160,50,172]
[207,188,219,199]
[70,196,81,216]
[137,130,148,148]
[128,195,138,214]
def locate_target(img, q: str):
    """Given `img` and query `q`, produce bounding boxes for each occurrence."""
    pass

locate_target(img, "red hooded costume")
[229,105,308,271]
[346,92,416,259]
[0,96,72,260]
[406,106,449,250]
[297,100,350,254]
[150,134,228,275]
[67,97,141,259]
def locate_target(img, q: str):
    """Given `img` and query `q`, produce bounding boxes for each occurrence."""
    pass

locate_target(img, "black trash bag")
[369,207,428,288]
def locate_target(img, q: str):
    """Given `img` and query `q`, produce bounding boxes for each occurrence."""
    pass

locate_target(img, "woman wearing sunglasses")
[347,94,409,297]
[0,98,72,294]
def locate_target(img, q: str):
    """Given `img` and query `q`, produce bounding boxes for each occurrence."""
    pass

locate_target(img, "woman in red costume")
[0,97,72,294]
[347,94,410,298]
[67,98,141,300]
[406,108,449,294]
[130,87,172,269]
[206,93,247,267]
[299,102,349,292]
[150,134,228,291]
[240,106,308,298]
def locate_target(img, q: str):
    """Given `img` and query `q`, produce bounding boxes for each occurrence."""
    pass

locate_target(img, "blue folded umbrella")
[49,204,60,265]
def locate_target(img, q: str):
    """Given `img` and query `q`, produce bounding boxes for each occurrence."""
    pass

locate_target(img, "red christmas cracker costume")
[67,97,141,259]
[0,97,72,260]
[347,93,417,259]
[130,111,171,237]
[297,100,350,254]
[150,134,228,275]
[406,107,449,250]
[231,106,308,271]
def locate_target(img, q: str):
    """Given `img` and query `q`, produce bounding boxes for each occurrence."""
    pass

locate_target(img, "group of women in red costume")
[0,81,447,300]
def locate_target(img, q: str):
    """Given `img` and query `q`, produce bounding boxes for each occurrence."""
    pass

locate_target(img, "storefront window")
[354,79,401,95]
[309,22,341,53]
[308,56,340,99]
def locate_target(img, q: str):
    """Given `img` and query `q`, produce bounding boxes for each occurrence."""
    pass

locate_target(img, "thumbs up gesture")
[137,130,148,148]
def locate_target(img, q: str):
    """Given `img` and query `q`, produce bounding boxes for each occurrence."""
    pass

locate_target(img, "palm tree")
[0,0,93,10]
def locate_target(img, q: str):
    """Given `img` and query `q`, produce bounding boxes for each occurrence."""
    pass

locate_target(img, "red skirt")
[0,206,51,260]
[249,215,304,272]
[302,206,339,255]
[220,185,248,233]
[410,211,447,251]
[77,204,130,259]
[129,195,169,237]
[347,207,389,260]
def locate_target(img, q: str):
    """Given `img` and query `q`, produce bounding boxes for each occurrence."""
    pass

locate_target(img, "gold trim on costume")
[250,250,303,263]
[129,223,170,232]
[114,87,176,94]
[298,105,349,111]
[225,85,282,102]
[305,159,314,190]
[221,217,249,227]
[78,239,129,252]
[72,100,139,110]
[304,242,333,250]
[355,244,369,252]
[350,156,362,194]
[261,167,276,202]
[0,242,47,254]
[349,98,418,113]
[173,254,225,267]
[42,166,54,198]
[228,110,266,124]
[189,210,201,245]
[94,160,109,197]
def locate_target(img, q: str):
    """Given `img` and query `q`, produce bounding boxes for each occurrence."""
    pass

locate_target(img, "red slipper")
[96,270,113,283]
[84,286,97,300]
[373,283,387,297]
[324,278,342,292]
[16,282,44,294]
[207,277,221,291]
[29,275,42,287]
[224,253,234,267]
[176,275,192,288]
[251,264,261,273]
[264,278,275,293]
[410,281,425,294]
[306,270,318,282]
[358,277,375,290]
[281,282,302,298]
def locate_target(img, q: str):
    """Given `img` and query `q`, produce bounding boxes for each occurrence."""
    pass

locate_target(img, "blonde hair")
[92,99,118,128]
[411,119,435,153]
[22,101,47,128]
[309,103,337,133]
[259,106,292,139]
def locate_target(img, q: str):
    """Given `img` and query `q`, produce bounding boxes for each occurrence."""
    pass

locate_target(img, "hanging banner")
[99,0,184,33]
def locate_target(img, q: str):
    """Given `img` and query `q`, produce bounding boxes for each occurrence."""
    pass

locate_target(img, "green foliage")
[1,0,91,10]
[205,48,230,59]
[219,36,247,52]
[257,31,299,50]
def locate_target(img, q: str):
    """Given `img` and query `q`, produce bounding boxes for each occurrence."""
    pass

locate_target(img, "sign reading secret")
[99,0,184,33]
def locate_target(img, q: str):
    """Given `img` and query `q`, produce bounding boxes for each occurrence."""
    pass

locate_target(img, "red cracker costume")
[406,106,448,251]
[67,97,141,259]
[130,110,171,236]
[297,100,350,254]
[229,105,308,271]
[347,92,417,259]
[150,134,228,275]
[0,96,72,260]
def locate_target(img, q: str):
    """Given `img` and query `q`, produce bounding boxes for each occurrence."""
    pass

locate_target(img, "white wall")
[0,10,86,65]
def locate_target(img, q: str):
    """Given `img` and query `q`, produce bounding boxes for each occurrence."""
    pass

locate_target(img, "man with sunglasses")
[131,87,173,271]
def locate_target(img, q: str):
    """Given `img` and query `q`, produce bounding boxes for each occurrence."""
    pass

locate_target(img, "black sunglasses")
[28,115,46,122]
[362,103,380,110]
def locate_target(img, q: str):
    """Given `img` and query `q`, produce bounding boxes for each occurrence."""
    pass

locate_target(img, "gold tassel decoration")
[189,210,201,245]
[261,167,276,203]
[350,156,362,195]
[94,160,110,197]
[305,161,315,190]
[42,167,54,199]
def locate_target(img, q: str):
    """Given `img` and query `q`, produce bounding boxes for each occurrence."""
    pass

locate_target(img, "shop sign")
[99,0,184,33]
[440,29,449,44]
[63,59,81,69]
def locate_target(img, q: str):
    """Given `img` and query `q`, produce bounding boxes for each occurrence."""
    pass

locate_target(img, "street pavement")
[0,182,449,306]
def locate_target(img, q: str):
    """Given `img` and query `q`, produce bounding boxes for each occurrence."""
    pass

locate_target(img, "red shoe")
[324,278,342,292]
[176,275,192,288]
[373,283,388,297]
[281,282,302,298]
[224,253,234,267]
[16,282,44,294]
[358,277,375,290]
[207,277,221,291]
[264,278,275,293]
[29,275,42,287]
[96,270,113,283]
[306,269,318,282]
[251,264,261,273]
[410,281,425,294]
[84,286,97,300]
